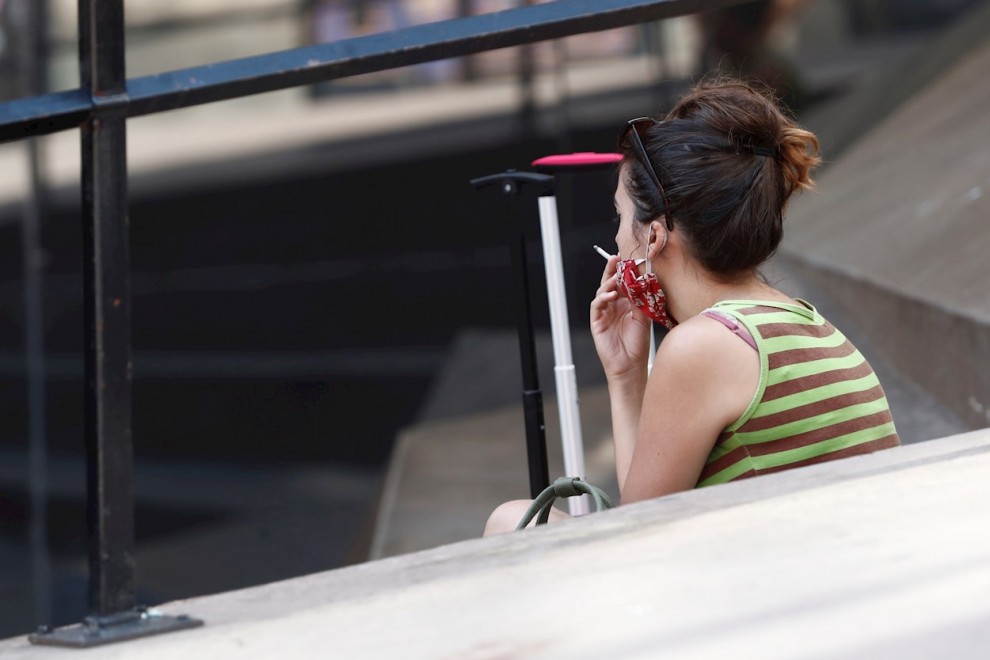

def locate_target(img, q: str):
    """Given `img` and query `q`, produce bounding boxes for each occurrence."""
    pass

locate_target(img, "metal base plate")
[29,609,203,648]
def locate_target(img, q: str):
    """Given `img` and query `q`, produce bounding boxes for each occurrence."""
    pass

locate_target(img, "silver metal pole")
[537,195,588,515]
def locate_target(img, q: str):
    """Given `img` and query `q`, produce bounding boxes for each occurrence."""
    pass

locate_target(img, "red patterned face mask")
[615,258,676,329]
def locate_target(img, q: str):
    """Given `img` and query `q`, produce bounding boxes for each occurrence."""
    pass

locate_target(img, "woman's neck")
[665,266,792,321]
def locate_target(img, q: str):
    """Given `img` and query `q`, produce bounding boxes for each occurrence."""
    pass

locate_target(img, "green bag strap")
[515,476,615,530]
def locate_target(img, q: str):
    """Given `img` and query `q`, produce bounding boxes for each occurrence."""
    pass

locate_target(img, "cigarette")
[593,245,612,260]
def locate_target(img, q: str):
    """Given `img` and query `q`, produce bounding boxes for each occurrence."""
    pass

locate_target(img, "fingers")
[596,257,619,302]
[590,284,620,323]
[592,256,622,325]
[591,290,618,314]
[600,255,619,286]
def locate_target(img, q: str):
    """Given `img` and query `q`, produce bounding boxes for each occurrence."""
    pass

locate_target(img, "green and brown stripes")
[696,299,900,487]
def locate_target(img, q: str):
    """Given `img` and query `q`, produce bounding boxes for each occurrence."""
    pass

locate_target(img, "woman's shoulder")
[654,313,762,430]
[659,313,758,370]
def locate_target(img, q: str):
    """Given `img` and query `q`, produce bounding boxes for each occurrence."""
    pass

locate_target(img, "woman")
[484,78,898,534]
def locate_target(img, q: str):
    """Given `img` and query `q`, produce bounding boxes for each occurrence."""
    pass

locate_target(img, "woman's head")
[618,77,821,279]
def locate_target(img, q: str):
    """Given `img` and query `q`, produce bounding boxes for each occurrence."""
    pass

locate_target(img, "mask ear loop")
[646,229,652,278]
[645,226,668,375]
[647,223,668,272]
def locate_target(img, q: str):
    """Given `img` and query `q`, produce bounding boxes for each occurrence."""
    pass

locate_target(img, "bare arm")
[621,316,760,503]
[606,373,647,493]
[589,254,651,492]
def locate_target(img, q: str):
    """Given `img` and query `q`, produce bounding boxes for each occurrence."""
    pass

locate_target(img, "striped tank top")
[697,299,899,487]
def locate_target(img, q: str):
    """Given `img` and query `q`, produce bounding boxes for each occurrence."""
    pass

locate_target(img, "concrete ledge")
[781,24,990,427]
[369,383,619,560]
[780,253,990,429]
[4,428,989,658]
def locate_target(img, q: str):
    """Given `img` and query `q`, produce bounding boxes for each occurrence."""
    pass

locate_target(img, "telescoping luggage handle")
[470,170,554,500]
[530,153,621,516]
[471,154,621,514]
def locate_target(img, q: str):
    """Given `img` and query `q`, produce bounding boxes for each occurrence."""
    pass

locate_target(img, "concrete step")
[4,428,989,658]
[369,327,618,559]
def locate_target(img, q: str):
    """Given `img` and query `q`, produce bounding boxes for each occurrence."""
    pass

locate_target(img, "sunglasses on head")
[620,117,673,231]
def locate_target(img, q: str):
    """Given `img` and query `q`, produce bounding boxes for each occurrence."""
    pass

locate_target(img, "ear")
[647,219,669,259]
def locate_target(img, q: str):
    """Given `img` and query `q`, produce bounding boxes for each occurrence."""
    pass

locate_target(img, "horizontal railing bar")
[0,89,91,141]
[0,0,746,143]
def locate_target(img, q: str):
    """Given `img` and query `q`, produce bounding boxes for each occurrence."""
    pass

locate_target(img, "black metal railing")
[2,0,748,647]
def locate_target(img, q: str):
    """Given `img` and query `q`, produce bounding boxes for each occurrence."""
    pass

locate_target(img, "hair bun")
[667,77,821,194]
[777,125,821,194]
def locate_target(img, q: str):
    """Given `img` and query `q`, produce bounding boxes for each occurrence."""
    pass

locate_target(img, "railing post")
[79,0,135,617]
[29,0,201,646]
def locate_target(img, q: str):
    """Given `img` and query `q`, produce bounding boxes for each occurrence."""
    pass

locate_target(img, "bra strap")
[702,310,757,351]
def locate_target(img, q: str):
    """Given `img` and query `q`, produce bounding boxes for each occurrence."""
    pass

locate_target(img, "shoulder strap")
[702,310,757,351]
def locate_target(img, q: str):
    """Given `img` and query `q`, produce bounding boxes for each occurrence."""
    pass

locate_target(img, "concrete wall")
[782,19,990,428]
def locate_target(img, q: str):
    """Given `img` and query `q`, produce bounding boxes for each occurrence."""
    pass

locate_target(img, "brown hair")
[620,78,821,278]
